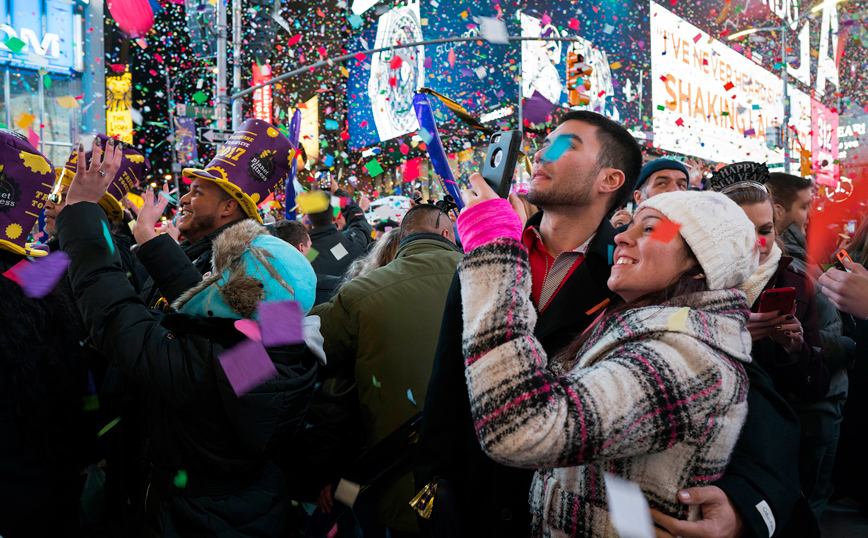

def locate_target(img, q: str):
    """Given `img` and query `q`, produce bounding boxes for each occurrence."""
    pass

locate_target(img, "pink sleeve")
[457,198,523,252]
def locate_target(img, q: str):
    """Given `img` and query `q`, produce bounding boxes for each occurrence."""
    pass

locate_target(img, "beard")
[180,212,217,242]
[526,166,597,209]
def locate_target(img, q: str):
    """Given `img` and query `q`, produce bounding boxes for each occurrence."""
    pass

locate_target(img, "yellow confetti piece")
[295,191,330,214]
[609,62,622,69]
[15,111,35,130]
[668,307,690,332]
[56,95,80,109]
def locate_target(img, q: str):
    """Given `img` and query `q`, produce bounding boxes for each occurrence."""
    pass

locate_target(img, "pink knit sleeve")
[456,198,523,252]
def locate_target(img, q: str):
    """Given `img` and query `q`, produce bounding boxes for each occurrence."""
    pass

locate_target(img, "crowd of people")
[2,110,867,538]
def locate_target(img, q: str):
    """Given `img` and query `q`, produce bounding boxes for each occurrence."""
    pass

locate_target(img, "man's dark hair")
[767,173,812,210]
[273,219,310,247]
[374,219,399,232]
[400,204,448,238]
[308,206,334,228]
[556,110,642,212]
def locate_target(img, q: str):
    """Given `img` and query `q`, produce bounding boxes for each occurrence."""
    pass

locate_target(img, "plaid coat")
[459,238,752,538]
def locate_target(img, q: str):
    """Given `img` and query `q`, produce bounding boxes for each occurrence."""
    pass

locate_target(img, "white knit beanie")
[639,191,759,291]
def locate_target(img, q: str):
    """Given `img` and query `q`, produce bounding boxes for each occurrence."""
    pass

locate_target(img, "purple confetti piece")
[744,128,756,136]
[257,300,305,348]
[2,250,70,298]
[218,338,278,397]
[523,90,556,124]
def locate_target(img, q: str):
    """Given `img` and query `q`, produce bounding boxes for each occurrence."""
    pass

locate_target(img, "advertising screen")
[812,98,840,187]
[0,0,80,74]
[347,0,518,151]
[650,1,787,164]
[518,0,646,130]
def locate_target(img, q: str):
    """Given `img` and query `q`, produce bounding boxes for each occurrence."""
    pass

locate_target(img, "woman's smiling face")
[608,208,697,302]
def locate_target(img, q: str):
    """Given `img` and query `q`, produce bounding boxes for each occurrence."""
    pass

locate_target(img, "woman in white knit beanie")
[454,174,760,538]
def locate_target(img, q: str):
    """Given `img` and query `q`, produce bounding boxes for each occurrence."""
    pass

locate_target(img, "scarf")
[740,242,782,307]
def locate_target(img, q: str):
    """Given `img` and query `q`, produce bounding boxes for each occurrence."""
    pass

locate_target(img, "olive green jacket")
[310,233,463,531]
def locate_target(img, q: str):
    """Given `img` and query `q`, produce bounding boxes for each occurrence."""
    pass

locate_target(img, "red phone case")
[758,287,797,314]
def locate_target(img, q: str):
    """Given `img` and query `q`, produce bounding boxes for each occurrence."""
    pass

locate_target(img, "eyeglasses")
[47,191,66,204]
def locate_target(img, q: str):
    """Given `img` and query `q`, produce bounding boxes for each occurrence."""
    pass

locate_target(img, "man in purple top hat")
[0,128,87,537]
[136,118,297,308]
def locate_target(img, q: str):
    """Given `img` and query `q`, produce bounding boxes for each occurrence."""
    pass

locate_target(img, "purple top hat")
[0,129,54,257]
[60,133,151,221]
[182,118,297,224]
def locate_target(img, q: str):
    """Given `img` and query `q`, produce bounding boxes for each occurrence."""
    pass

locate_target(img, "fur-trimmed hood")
[172,219,317,319]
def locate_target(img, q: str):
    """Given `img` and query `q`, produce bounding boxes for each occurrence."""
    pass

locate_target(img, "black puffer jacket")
[309,199,372,277]
[58,203,317,537]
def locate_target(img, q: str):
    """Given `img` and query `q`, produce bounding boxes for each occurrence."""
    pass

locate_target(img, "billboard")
[518,0,645,128]
[106,72,133,144]
[347,0,518,151]
[812,98,839,187]
[252,64,273,124]
[0,0,81,74]
[650,1,788,164]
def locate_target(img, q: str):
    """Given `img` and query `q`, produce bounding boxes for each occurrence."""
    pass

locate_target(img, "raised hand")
[133,184,171,247]
[65,137,124,207]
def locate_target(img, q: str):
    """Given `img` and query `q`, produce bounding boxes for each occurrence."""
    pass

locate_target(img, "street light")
[727,0,846,174]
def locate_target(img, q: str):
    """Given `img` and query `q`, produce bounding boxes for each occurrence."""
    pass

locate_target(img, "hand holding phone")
[834,250,854,273]
[481,131,522,198]
[758,287,797,314]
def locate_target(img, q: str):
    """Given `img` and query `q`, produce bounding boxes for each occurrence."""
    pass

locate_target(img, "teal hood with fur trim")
[173,219,316,319]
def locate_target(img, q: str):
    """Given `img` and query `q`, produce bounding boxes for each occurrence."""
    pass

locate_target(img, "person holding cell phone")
[711,162,829,402]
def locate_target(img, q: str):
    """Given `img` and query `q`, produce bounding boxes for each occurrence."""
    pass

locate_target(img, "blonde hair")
[342,228,402,283]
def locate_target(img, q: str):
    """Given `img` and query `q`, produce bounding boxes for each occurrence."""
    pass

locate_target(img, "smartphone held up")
[481,130,522,199]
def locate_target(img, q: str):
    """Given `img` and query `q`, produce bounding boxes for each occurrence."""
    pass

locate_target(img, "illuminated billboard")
[347,0,518,151]
[650,1,786,164]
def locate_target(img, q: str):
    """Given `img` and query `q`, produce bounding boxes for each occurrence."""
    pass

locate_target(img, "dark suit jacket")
[414,212,618,538]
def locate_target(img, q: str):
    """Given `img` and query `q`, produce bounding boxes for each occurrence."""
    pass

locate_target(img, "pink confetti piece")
[257,300,305,347]
[234,319,262,342]
[2,251,70,298]
[218,338,278,397]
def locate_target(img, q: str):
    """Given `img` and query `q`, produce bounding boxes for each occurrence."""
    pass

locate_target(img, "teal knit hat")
[172,220,316,319]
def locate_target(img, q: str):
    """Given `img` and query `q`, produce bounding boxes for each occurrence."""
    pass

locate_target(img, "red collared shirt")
[522,226,594,312]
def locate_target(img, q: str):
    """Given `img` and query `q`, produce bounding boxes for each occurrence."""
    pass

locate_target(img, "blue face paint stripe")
[102,221,115,256]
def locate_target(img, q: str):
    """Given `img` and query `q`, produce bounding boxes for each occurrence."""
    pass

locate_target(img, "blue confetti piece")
[407,388,417,406]
[101,221,115,256]
[323,154,334,167]
[324,119,339,130]
[348,13,363,29]
[419,127,433,144]
[608,244,614,265]
[541,134,571,163]
[159,191,178,205]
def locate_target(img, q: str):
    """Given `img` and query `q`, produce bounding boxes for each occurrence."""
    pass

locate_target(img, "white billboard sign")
[650,1,786,165]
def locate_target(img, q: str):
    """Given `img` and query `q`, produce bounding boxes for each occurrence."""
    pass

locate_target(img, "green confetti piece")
[304,247,319,262]
[656,105,665,111]
[4,36,25,54]
[372,375,381,388]
[97,416,121,437]
[83,395,100,412]
[192,90,208,104]
[101,221,115,255]
[43,75,52,89]
[366,160,384,177]
[173,469,188,489]
[333,206,341,218]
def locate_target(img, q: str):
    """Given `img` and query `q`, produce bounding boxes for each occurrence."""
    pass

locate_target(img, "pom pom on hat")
[639,191,759,291]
